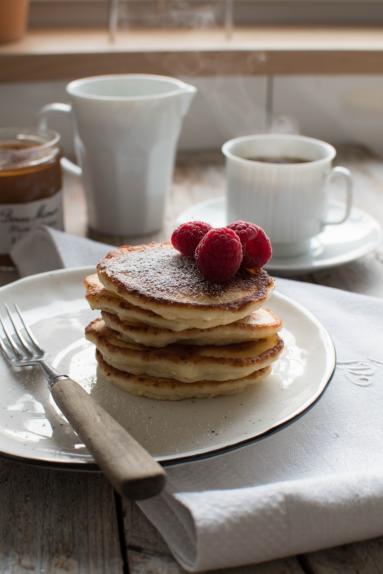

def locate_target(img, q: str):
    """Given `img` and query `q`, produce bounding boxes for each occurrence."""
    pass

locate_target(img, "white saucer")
[176,198,382,276]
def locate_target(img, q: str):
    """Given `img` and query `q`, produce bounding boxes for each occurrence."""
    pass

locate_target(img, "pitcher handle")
[38,103,82,177]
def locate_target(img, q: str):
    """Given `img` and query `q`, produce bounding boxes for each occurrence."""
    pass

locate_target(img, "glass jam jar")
[0,127,64,268]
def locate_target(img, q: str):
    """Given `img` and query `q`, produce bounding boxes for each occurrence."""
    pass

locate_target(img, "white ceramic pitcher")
[39,74,196,239]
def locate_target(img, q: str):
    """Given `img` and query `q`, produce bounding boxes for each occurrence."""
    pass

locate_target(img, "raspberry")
[228,220,272,268]
[171,221,212,257]
[195,227,243,283]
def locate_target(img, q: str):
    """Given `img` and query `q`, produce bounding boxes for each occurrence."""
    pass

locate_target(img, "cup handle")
[38,103,82,178]
[322,166,353,225]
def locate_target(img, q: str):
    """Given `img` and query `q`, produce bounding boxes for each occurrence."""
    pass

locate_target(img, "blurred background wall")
[1,75,383,155]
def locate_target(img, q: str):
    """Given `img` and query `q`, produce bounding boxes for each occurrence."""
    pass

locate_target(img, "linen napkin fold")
[11,227,383,572]
[11,225,112,276]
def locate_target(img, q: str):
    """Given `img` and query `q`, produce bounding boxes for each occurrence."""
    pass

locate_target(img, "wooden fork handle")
[51,376,166,500]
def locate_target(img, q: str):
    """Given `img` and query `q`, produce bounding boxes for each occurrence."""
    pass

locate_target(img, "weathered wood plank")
[301,537,383,573]
[129,550,184,574]
[124,500,172,556]
[129,548,305,574]
[310,253,383,298]
[0,460,123,573]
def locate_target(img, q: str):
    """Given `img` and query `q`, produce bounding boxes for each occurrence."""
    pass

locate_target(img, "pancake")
[85,273,221,332]
[96,243,274,329]
[96,351,272,400]
[86,318,284,383]
[101,307,282,347]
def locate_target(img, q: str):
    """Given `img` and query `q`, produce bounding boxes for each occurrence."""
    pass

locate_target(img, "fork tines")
[0,304,43,364]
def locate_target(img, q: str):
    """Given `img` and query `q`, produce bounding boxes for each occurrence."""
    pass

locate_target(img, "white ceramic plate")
[177,198,382,276]
[0,267,335,468]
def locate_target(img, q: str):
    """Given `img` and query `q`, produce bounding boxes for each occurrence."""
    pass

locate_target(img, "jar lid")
[0,127,60,170]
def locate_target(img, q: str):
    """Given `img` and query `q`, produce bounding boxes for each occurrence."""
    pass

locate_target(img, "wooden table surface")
[1,146,383,573]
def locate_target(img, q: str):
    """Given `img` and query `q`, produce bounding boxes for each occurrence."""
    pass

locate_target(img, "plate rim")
[177,197,382,274]
[0,266,336,470]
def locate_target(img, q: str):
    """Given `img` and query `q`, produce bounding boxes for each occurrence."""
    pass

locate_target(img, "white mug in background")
[222,134,353,258]
[39,74,196,240]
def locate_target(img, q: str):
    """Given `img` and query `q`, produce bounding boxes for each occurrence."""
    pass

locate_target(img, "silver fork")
[0,303,166,500]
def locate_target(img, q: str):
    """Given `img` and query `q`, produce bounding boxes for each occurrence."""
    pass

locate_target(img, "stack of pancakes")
[85,242,284,400]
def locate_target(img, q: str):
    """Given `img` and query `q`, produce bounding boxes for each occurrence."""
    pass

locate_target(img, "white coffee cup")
[39,74,196,239]
[222,134,353,258]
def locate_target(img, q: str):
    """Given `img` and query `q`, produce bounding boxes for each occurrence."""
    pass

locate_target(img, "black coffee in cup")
[243,156,311,164]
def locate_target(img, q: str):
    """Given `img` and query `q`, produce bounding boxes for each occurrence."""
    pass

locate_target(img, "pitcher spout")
[176,80,197,116]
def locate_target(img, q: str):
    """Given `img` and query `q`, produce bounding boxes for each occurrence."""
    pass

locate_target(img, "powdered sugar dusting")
[100,244,271,306]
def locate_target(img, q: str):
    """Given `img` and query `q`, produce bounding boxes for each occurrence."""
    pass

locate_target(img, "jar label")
[0,192,64,254]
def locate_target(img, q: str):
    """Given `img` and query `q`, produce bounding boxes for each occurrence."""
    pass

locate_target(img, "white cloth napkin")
[11,226,383,572]
[11,225,112,276]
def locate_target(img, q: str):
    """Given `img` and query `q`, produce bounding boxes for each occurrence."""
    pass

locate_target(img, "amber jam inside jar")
[0,127,64,268]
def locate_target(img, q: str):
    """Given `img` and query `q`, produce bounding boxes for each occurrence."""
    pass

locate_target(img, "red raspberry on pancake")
[228,220,272,268]
[195,227,243,283]
[171,221,212,257]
